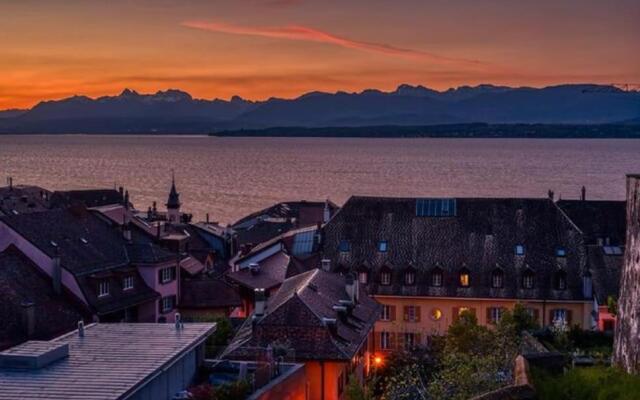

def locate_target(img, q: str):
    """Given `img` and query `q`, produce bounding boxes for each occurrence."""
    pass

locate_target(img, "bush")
[188,380,252,400]
[533,366,640,400]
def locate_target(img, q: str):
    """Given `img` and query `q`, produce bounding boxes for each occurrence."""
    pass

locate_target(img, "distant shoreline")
[0,123,638,138]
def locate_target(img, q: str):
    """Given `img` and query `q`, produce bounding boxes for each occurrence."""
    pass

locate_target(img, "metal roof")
[0,322,215,400]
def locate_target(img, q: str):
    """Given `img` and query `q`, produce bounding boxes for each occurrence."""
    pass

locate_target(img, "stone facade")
[614,175,640,373]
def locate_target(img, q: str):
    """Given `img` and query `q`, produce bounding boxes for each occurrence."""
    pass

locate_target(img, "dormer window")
[380,271,391,286]
[556,247,566,257]
[404,270,415,285]
[123,276,134,291]
[358,271,368,284]
[459,268,470,287]
[98,280,110,297]
[522,270,535,289]
[555,270,567,291]
[491,269,504,289]
[515,245,525,256]
[159,267,176,284]
[431,268,443,287]
[339,240,350,252]
[378,241,388,252]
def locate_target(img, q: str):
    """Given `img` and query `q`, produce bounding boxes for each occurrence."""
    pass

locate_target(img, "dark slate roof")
[180,277,242,309]
[0,185,51,216]
[227,251,292,291]
[223,269,380,361]
[0,246,89,350]
[49,189,124,209]
[557,200,626,246]
[587,245,624,302]
[321,196,588,301]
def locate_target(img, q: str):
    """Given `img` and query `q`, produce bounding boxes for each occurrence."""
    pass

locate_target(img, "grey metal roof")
[0,322,216,400]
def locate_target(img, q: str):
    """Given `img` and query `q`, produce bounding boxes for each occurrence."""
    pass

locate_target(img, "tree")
[345,374,375,400]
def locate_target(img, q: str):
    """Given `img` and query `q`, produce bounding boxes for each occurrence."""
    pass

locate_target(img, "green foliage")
[607,296,618,316]
[499,303,539,337]
[345,374,375,400]
[211,317,233,347]
[533,366,640,400]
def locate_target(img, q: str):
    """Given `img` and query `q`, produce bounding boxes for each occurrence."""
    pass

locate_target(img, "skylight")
[416,198,456,217]
[515,245,525,256]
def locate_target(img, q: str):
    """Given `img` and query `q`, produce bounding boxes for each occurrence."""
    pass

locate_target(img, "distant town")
[0,173,639,399]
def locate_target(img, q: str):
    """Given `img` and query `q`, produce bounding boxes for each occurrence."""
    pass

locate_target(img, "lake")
[0,135,637,224]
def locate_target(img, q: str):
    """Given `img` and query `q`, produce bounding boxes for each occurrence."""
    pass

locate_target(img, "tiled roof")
[227,251,291,291]
[180,277,242,309]
[587,245,624,302]
[557,200,626,246]
[0,323,215,400]
[224,269,380,361]
[0,185,51,216]
[50,189,124,209]
[321,196,588,301]
[0,246,89,350]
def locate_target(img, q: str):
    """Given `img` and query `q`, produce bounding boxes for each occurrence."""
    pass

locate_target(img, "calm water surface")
[0,135,637,224]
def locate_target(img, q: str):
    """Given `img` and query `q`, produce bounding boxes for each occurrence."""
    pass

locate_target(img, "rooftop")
[0,322,216,400]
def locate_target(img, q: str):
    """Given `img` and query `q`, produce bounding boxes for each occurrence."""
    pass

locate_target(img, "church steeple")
[166,171,181,223]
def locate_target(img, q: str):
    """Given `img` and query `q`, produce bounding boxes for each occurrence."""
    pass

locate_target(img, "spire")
[166,171,181,210]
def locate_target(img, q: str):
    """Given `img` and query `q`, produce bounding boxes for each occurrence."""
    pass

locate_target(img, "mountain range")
[0,84,638,134]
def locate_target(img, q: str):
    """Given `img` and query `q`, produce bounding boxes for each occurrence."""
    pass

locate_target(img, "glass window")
[339,240,350,252]
[431,269,443,287]
[378,241,388,252]
[160,267,175,284]
[459,270,470,287]
[489,307,503,324]
[553,309,567,322]
[404,332,415,350]
[406,306,417,322]
[98,280,109,297]
[515,245,525,256]
[380,332,390,349]
[123,276,134,291]
[523,270,535,289]
[556,271,567,290]
[380,305,391,321]
[430,308,442,321]
[491,269,504,288]
[380,271,391,285]
[161,296,175,313]
[556,247,566,257]
[405,271,415,285]
[358,271,368,284]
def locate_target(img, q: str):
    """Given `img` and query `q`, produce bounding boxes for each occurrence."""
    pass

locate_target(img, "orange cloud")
[182,20,482,66]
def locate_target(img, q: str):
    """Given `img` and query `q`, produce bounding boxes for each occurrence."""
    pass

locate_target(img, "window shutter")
[566,310,573,325]
[389,333,396,350]
[390,306,396,321]
[403,306,409,322]
[486,308,493,324]
[415,306,421,323]
[452,307,460,322]
[158,269,163,283]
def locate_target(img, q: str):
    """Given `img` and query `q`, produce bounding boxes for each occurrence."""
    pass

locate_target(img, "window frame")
[553,308,567,323]
[160,267,176,284]
[122,275,134,291]
[459,269,470,287]
[489,307,503,324]
[491,269,504,289]
[522,270,535,289]
[378,240,388,252]
[404,270,416,286]
[380,331,390,350]
[431,269,443,287]
[555,270,567,290]
[380,305,391,321]
[515,244,525,256]
[406,305,416,322]
[380,271,392,286]
[358,271,368,284]
[97,280,110,298]
[161,296,175,313]
[404,332,415,350]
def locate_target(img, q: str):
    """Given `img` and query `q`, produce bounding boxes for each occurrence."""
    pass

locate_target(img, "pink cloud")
[182,20,482,66]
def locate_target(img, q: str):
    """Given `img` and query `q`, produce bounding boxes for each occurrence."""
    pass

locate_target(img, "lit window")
[159,267,176,284]
[339,240,350,252]
[380,331,391,349]
[489,307,503,324]
[555,271,567,290]
[556,247,566,257]
[98,280,110,297]
[459,270,470,287]
[430,308,442,321]
[378,241,388,252]
[380,305,391,321]
[523,270,535,289]
[123,276,134,291]
[431,269,443,287]
[358,271,368,284]
[491,269,504,288]
[380,271,391,285]
[515,245,525,256]
[553,309,567,323]
[404,332,415,350]
[161,296,175,313]
[404,271,415,285]
[458,307,471,316]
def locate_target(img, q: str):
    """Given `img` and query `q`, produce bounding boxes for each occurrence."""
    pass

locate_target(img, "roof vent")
[321,259,331,271]
[250,263,261,275]
[0,341,69,370]
[80,238,88,244]
[322,317,338,335]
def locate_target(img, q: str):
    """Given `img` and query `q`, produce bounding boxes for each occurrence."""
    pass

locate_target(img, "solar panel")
[292,230,316,255]
[416,198,456,217]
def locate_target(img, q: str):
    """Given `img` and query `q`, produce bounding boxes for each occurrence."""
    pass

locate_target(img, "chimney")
[254,288,266,317]
[78,320,85,337]
[548,189,555,201]
[345,272,358,303]
[124,190,130,209]
[51,242,62,295]
[9,177,13,190]
[323,199,331,224]
[321,259,331,272]
[333,305,348,321]
[581,186,586,201]
[206,213,210,224]
[175,313,183,330]
[21,301,35,338]
[118,186,124,202]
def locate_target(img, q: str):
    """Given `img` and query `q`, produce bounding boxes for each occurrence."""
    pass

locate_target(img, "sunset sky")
[1,0,639,109]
